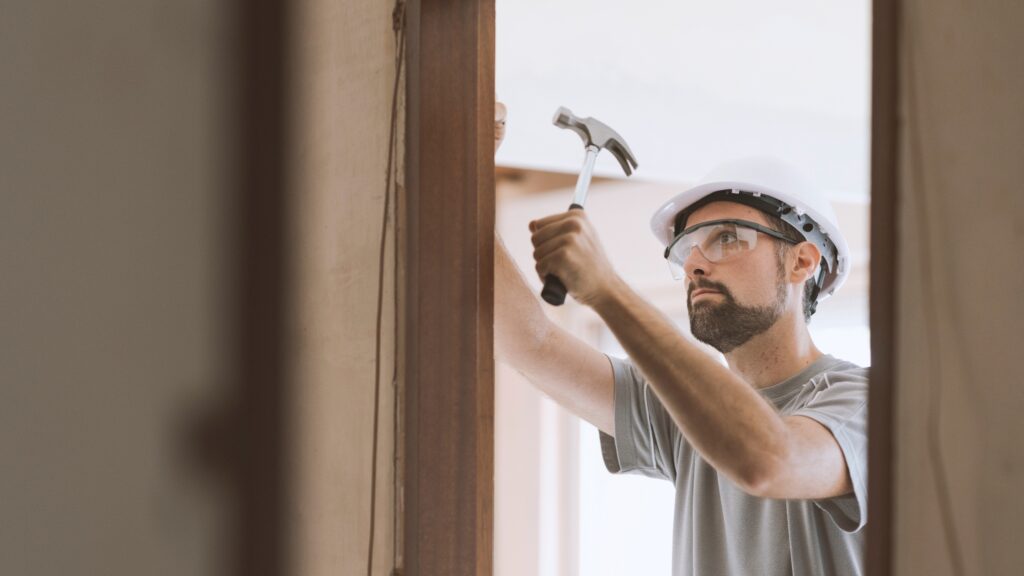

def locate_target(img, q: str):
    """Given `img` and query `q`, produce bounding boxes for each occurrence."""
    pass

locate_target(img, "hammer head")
[553,106,639,176]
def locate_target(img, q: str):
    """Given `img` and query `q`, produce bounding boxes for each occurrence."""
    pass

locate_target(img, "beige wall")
[893,1,1024,573]
[1,1,403,574]
[287,0,401,574]
[0,2,232,575]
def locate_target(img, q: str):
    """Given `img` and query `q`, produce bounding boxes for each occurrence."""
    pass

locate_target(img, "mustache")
[687,279,732,300]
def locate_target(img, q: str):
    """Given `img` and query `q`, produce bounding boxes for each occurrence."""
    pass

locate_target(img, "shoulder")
[792,356,869,421]
[811,357,869,389]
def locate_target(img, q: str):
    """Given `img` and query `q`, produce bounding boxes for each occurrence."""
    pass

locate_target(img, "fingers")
[529,211,585,244]
[529,209,583,233]
[530,218,583,253]
[495,126,506,152]
[495,101,507,152]
[534,243,575,280]
[532,233,573,264]
[529,212,588,280]
[535,253,559,279]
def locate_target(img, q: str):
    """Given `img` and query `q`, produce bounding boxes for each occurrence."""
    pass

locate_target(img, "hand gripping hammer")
[541,107,639,305]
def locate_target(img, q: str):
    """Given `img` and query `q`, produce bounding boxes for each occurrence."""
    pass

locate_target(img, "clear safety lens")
[664,222,759,280]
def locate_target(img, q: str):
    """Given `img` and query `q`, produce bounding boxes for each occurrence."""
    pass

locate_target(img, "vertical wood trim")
[404,0,495,573]
[231,0,291,574]
[868,0,899,573]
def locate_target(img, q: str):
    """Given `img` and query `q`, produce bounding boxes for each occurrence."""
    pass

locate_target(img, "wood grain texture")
[404,0,495,574]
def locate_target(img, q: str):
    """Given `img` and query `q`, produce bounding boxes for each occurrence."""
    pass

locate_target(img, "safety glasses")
[663,219,797,280]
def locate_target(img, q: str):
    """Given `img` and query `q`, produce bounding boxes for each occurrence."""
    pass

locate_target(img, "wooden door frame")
[229,1,291,574]
[402,0,898,573]
[403,0,496,574]
[867,0,899,573]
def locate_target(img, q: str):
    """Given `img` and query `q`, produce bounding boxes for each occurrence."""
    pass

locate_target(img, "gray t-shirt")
[599,354,868,576]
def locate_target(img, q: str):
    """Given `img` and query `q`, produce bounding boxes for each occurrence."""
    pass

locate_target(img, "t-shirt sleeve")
[598,354,680,483]
[791,366,870,533]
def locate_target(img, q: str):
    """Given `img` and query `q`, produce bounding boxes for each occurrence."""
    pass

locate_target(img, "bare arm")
[494,234,615,435]
[492,102,612,435]
[528,209,852,500]
[590,278,852,499]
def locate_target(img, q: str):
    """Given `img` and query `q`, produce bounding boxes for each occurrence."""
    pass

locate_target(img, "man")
[494,105,868,575]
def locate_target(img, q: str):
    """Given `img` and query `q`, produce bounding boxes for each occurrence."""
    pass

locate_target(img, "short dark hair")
[762,213,817,322]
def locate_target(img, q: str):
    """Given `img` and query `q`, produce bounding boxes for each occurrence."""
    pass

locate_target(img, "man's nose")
[683,246,713,279]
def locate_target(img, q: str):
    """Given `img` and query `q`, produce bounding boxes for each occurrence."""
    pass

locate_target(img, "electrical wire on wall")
[368,1,406,575]
[389,2,406,573]
[905,14,966,576]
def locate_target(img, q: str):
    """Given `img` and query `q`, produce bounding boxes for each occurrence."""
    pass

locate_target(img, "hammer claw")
[553,106,638,178]
[609,141,638,176]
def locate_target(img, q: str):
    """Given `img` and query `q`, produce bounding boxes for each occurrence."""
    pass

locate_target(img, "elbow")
[736,466,774,498]
[734,424,795,498]
[736,453,788,499]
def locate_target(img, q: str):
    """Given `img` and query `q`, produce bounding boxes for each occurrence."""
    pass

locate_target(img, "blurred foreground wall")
[1,0,399,574]
[892,1,1024,573]
[1,2,237,574]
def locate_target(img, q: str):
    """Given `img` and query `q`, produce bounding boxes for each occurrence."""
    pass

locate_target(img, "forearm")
[494,233,552,364]
[494,232,615,434]
[591,280,790,491]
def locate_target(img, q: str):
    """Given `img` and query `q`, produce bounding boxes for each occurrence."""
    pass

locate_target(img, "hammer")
[541,106,639,306]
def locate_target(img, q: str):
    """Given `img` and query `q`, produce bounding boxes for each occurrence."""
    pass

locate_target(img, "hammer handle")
[540,203,584,306]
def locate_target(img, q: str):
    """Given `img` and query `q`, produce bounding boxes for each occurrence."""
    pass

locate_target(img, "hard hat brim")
[650,180,851,301]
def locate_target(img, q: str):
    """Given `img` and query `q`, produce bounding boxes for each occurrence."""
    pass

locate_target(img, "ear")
[789,241,822,284]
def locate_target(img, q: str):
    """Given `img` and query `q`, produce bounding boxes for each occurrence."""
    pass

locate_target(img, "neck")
[723,310,823,389]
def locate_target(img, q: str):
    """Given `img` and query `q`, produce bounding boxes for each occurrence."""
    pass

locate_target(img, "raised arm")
[529,208,854,500]
[494,233,615,435]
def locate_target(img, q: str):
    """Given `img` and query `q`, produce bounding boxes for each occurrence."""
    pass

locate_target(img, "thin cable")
[368,2,406,575]
[905,16,966,575]
[390,2,406,572]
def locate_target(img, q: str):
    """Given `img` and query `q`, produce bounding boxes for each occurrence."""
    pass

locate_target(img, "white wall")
[496,0,871,198]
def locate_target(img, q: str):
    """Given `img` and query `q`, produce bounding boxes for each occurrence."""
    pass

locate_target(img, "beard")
[687,273,787,354]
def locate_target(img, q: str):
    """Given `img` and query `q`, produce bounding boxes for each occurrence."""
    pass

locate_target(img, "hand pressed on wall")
[495,101,507,153]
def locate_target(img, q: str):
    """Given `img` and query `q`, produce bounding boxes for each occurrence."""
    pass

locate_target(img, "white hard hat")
[650,156,850,303]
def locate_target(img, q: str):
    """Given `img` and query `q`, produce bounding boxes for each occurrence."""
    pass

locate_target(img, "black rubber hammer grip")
[540,203,584,306]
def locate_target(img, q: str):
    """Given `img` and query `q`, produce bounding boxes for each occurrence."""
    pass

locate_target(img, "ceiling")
[495,0,872,202]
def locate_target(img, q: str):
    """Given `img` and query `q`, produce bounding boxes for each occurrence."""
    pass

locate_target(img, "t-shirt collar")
[758,354,839,405]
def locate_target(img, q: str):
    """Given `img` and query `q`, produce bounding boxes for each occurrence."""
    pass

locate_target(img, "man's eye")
[717,232,738,244]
